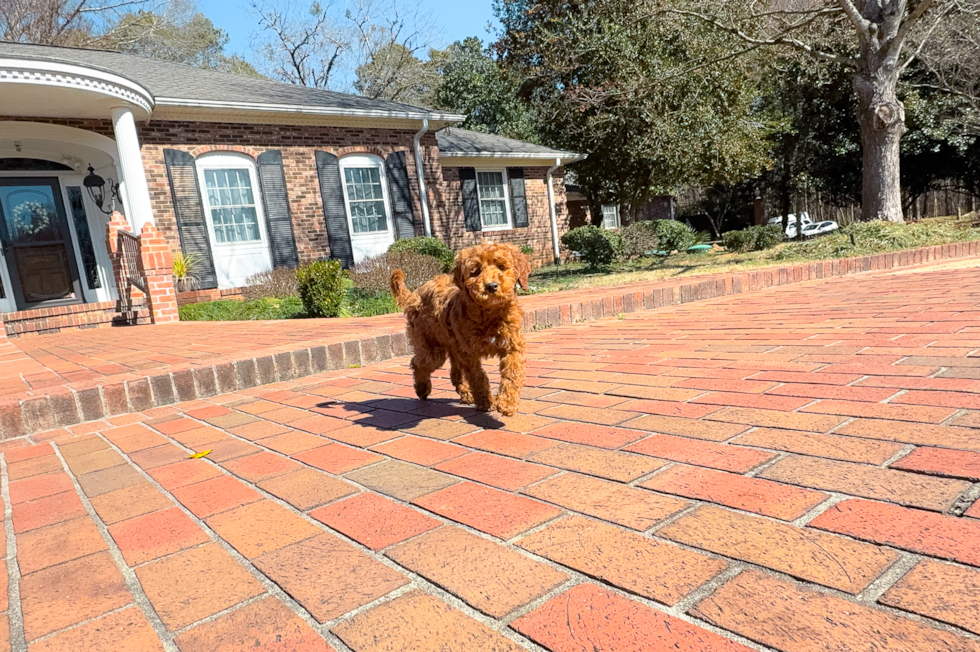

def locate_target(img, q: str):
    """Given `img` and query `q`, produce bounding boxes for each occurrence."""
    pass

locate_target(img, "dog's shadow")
[313,396,508,431]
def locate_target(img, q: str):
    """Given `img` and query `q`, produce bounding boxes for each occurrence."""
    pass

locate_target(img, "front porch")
[0,53,167,337]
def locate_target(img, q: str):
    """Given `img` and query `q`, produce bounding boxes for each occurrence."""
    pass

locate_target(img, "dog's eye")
[470,267,481,277]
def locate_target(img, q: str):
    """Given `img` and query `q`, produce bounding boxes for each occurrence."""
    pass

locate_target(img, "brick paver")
[4,263,980,650]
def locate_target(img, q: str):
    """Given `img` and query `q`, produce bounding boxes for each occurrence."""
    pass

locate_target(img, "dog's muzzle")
[484,282,499,294]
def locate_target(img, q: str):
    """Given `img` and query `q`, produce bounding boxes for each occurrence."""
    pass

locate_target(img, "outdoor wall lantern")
[83,164,121,215]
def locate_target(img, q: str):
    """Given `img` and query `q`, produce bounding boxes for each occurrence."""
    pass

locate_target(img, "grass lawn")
[178,287,398,321]
[526,216,979,293]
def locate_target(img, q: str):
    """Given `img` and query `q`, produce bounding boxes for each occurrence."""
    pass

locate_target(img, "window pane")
[203,167,261,243]
[481,199,508,226]
[344,165,389,234]
[477,172,505,200]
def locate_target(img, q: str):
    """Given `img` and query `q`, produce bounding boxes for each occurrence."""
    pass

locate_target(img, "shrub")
[296,259,346,317]
[388,237,455,271]
[560,225,619,269]
[172,252,202,293]
[349,251,444,294]
[240,268,299,300]
[722,224,784,253]
[519,243,535,257]
[654,220,702,253]
[620,221,660,259]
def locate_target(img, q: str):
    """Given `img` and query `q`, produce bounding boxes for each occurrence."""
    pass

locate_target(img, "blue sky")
[197,0,498,61]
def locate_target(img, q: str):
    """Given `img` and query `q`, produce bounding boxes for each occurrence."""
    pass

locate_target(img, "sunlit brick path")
[3,264,980,651]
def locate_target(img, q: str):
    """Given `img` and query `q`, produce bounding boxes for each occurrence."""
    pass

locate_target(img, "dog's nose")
[485,282,499,294]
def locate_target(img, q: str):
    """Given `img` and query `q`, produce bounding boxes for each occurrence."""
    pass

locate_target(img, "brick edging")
[1,240,977,439]
[519,241,980,331]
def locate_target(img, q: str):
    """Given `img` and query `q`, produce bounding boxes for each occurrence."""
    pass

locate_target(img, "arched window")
[196,153,265,244]
[338,154,393,237]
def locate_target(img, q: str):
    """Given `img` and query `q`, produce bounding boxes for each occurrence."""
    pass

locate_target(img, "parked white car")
[768,212,840,239]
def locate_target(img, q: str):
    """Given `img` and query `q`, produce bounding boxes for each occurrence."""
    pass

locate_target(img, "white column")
[111,106,154,232]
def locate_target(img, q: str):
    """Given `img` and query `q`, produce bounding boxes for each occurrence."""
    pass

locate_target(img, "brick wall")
[134,120,440,264]
[437,167,568,266]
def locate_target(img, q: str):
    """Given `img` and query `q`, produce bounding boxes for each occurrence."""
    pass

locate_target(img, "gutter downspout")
[412,118,433,237]
[546,157,562,265]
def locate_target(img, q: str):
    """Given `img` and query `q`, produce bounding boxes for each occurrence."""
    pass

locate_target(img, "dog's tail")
[390,270,420,310]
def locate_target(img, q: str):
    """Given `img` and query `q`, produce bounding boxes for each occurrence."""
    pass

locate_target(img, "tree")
[1,0,155,46]
[1,0,257,75]
[494,0,772,223]
[251,0,441,94]
[659,0,979,223]
[432,37,539,141]
[111,9,261,74]
[355,42,440,104]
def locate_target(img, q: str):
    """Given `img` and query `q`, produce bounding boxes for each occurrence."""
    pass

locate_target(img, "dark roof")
[436,128,584,161]
[0,41,463,120]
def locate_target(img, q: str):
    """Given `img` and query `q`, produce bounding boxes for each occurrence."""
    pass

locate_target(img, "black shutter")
[314,151,354,268]
[257,150,299,269]
[163,149,217,289]
[459,167,481,232]
[507,167,528,228]
[385,151,417,240]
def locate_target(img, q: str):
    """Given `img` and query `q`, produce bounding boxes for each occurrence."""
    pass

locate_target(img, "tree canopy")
[493,0,773,221]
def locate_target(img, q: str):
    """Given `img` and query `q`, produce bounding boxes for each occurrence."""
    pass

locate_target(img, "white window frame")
[475,168,513,232]
[338,154,395,239]
[601,204,621,229]
[195,153,270,248]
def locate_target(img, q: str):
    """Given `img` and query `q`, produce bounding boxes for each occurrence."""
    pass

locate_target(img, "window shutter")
[163,148,217,289]
[314,151,354,268]
[256,150,299,269]
[385,151,417,240]
[459,167,481,232]
[507,167,528,228]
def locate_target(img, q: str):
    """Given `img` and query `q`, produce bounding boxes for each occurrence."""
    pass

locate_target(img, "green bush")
[519,243,535,257]
[722,224,784,253]
[388,237,455,272]
[654,220,702,253]
[620,221,660,259]
[296,259,346,317]
[560,225,619,269]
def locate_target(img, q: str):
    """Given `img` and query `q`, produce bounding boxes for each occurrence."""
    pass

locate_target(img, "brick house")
[0,41,582,337]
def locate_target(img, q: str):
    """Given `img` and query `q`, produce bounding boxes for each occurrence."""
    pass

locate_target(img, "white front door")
[339,155,395,265]
[197,154,273,289]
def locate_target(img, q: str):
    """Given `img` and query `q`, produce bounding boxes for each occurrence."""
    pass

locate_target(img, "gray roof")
[0,41,463,121]
[436,128,584,161]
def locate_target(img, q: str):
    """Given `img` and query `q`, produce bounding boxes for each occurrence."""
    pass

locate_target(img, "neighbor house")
[0,41,582,337]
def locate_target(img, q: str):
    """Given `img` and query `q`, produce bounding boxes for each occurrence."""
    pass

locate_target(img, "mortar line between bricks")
[21,603,136,647]
[744,451,788,478]
[49,444,181,652]
[1,457,27,652]
[880,443,916,469]
[792,493,849,527]
[856,552,921,604]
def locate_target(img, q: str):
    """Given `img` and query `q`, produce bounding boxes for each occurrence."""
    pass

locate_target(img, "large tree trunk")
[854,54,906,223]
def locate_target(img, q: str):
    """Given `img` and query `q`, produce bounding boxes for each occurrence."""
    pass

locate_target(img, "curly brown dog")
[390,242,530,416]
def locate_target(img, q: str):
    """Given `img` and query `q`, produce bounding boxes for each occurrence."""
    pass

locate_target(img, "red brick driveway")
[3,264,980,651]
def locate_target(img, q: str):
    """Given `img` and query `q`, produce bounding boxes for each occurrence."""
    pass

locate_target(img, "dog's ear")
[452,248,468,289]
[509,244,532,290]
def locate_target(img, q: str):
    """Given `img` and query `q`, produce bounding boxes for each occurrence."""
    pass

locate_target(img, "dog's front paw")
[457,389,474,405]
[494,397,519,417]
[414,380,432,400]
